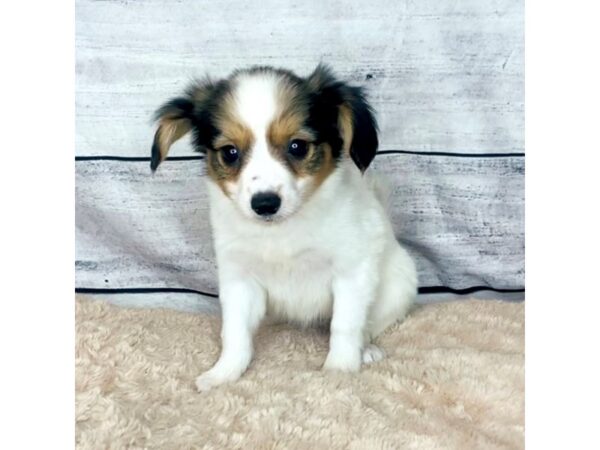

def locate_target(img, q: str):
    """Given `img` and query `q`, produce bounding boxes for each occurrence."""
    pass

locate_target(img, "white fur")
[226,74,307,222]
[196,74,417,392]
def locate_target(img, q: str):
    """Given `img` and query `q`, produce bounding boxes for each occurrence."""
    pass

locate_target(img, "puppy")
[150,64,417,391]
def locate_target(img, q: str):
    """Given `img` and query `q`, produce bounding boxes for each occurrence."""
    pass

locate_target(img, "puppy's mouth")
[249,205,298,225]
[251,211,289,224]
[255,215,277,223]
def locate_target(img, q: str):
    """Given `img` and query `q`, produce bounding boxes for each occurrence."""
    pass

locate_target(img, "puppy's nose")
[251,192,281,216]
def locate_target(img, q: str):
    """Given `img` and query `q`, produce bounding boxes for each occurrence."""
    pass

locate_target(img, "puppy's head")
[151,64,378,222]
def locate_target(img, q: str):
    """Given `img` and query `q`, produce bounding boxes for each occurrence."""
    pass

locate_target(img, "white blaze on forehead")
[233,72,289,189]
[232,73,280,136]
[229,72,296,211]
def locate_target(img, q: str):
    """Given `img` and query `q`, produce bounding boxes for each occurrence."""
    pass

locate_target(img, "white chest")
[236,244,335,324]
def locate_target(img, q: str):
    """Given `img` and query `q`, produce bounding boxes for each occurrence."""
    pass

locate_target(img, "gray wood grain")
[75,0,523,156]
[75,154,524,294]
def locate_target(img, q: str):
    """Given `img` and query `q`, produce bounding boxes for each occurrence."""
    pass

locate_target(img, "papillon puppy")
[151,64,417,391]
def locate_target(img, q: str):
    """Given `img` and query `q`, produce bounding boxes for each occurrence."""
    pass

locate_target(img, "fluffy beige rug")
[75,297,524,449]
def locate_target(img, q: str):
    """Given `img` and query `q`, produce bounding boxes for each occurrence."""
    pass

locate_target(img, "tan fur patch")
[213,122,254,152]
[267,80,337,192]
[213,92,255,151]
[338,104,354,154]
[301,142,336,193]
[268,82,307,149]
[204,95,256,196]
[205,149,246,198]
[156,118,191,162]
[267,111,308,149]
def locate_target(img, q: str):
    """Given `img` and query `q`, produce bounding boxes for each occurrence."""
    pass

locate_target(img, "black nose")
[251,192,281,216]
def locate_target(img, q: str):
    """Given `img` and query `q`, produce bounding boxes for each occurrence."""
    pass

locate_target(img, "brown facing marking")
[205,146,248,198]
[205,97,255,197]
[212,121,254,152]
[268,79,309,148]
[267,111,308,150]
[267,78,313,168]
[214,88,255,149]
[267,113,319,178]
[266,77,337,194]
[303,142,337,193]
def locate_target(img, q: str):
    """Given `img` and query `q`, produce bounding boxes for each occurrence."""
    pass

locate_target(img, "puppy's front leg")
[195,276,266,392]
[324,265,376,372]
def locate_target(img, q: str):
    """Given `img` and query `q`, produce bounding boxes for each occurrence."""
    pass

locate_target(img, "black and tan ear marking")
[306,64,379,172]
[339,87,378,171]
[151,97,194,171]
[150,80,221,172]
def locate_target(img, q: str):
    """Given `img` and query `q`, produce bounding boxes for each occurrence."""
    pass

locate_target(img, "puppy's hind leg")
[366,245,417,343]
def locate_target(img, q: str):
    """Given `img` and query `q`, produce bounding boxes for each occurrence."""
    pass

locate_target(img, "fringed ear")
[307,64,379,172]
[151,98,194,171]
[338,87,378,172]
[150,80,217,171]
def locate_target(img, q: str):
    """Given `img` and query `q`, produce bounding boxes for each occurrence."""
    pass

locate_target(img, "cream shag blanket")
[75,297,524,449]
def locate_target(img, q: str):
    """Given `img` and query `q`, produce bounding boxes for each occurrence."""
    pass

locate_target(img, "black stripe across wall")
[75,155,204,162]
[74,150,525,162]
[418,286,524,295]
[75,285,524,298]
[75,287,219,298]
[376,150,525,158]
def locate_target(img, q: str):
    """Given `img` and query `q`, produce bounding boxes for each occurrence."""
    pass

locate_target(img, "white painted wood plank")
[372,154,524,288]
[75,0,523,156]
[76,159,218,293]
[75,154,524,293]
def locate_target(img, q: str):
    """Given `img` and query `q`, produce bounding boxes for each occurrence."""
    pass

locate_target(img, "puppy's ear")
[151,98,193,171]
[307,64,378,172]
[150,80,216,171]
[338,88,379,172]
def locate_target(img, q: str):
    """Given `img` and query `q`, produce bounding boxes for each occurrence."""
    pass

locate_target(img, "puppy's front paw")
[323,350,361,373]
[195,367,241,392]
[362,344,386,364]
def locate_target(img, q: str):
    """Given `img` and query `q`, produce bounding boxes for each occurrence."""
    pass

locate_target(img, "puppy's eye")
[287,139,308,159]
[220,146,239,165]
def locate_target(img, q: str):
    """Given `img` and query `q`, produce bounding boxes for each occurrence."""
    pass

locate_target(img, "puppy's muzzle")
[251,192,281,217]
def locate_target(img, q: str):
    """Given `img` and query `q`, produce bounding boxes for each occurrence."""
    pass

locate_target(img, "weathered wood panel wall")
[75,0,525,305]
[76,0,523,156]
